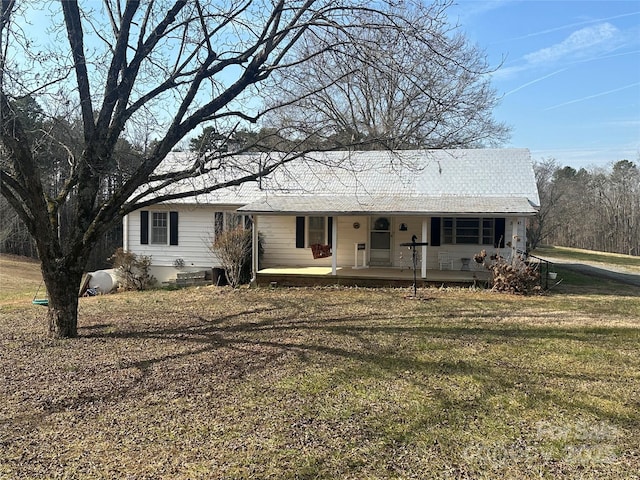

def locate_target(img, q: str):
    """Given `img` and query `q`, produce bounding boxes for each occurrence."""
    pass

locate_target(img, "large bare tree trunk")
[46,284,80,338]
[41,256,84,338]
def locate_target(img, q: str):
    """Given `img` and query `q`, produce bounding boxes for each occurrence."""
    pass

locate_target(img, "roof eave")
[239,209,539,216]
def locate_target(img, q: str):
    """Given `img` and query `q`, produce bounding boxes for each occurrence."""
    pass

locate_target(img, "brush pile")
[475,249,541,294]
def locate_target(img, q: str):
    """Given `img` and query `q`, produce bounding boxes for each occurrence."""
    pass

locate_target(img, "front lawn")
[1,284,639,479]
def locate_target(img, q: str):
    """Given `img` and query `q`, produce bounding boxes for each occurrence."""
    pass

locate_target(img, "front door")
[370,217,391,266]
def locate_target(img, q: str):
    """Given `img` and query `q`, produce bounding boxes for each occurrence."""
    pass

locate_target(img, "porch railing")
[517,249,556,290]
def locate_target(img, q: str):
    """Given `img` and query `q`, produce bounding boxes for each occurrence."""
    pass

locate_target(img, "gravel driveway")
[539,256,640,288]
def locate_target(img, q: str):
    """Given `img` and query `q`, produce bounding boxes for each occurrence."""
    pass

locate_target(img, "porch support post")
[123,214,129,252]
[331,217,338,275]
[251,215,259,285]
[421,219,428,278]
[511,218,520,262]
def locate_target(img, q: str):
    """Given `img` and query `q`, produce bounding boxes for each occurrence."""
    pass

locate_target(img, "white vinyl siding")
[259,216,325,267]
[128,205,243,272]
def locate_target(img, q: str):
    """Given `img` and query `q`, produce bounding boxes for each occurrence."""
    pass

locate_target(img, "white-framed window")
[151,212,168,245]
[214,211,252,238]
[481,218,495,245]
[443,217,496,245]
[307,216,326,246]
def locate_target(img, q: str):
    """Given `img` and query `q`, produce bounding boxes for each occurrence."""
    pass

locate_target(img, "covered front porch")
[255,265,490,288]
[247,213,523,288]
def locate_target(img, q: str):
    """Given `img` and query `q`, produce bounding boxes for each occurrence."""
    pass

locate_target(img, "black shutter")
[169,211,179,245]
[495,218,506,248]
[430,217,441,247]
[327,216,333,247]
[295,216,305,248]
[214,212,224,237]
[140,211,149,245]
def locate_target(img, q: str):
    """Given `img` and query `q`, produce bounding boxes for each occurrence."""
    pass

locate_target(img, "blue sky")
[448,0,640,169]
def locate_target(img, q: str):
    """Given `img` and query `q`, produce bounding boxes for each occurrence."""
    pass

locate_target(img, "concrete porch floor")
[256,265,490,288]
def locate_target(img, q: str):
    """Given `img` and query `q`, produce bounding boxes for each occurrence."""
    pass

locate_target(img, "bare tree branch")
[61,0,95,142]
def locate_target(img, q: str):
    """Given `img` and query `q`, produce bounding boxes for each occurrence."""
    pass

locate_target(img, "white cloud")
[493,22,630,88]
[524,23,618,64]
[504,11,640,43]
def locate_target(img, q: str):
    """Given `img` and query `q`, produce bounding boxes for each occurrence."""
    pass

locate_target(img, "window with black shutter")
[295,216,305,248]
[430,217,441,246]
[494,218,506,248]
[140,211,149,245]
[169,211,179,245]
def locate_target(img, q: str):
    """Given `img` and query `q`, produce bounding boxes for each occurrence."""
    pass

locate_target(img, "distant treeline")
[528,159,640,257]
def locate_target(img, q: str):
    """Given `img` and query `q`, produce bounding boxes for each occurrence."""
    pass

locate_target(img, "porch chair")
[438,252,454,270]
[310,243,332,259]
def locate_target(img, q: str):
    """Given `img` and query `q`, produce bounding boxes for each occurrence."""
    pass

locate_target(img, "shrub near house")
[209,227,252,288]
[110,248,155,291]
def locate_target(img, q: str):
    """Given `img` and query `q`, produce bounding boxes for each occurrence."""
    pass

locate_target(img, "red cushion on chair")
[311,244,331,259]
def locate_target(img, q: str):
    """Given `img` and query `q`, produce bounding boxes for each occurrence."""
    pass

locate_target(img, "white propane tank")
[88,270,117,294]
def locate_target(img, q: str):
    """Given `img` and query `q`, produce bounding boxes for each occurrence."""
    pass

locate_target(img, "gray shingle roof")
[149,148,540,215]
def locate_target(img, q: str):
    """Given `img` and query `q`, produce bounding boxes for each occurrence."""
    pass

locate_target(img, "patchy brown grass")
[1,276,640,479]
[1,254,640,478]
[533,246,640,273]
[0,254,42,305]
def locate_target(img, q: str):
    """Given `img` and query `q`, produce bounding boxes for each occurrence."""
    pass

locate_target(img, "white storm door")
[370,217,391,266]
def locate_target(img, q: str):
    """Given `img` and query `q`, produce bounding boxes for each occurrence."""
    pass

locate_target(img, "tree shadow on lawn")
[5,297,637,480]
[72,298,640,426]
[4,290,638,478]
